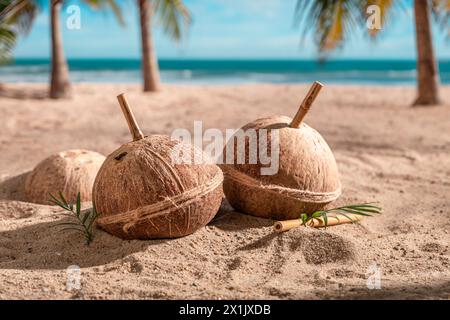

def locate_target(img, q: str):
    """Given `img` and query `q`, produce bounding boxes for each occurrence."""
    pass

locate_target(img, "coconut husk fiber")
[25,149,105,205]
[221,82,341,220]
[93,94,223,240]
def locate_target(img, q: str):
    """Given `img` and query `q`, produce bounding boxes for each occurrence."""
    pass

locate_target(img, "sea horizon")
[2,58,450,85]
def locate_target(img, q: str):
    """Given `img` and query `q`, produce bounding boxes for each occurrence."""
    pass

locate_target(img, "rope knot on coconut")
[92,94,223,239]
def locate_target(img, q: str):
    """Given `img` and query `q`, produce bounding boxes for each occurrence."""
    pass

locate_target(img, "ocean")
[1,59,450,85]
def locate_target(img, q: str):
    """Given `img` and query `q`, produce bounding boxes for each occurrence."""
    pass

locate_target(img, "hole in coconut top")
[264,123,289,130]
[61,151,80,158]
[114,152,128,161]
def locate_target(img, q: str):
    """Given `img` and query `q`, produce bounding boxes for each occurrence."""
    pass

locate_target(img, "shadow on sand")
[0,172,167,270]
[210,199,273,232]
[0,171,29,202]
[0,174,273,271]
[237,233,278,251]
[313,281,450,300]
[0,218,168,270]
[0,85,48,100]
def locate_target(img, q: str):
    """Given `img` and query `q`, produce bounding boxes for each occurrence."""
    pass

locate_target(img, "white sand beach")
[0,83,449,299]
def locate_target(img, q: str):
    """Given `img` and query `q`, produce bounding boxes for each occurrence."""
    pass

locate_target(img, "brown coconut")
[92,94,223,240]
[221,82,341,220]
[25,149,105,205]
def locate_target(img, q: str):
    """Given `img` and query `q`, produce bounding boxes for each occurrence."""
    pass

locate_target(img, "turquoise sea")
[2,59,450,85]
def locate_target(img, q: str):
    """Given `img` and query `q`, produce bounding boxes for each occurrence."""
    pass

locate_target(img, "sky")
[11,0,450,60]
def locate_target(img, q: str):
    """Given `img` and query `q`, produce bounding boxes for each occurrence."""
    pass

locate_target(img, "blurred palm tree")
[0,0,123,99]
[295,0,449,106]
[49,0,123,99]
[137,0,191,92]
[0,18,17,63]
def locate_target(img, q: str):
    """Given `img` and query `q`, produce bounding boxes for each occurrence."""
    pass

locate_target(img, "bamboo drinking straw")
[117,93,145,141]
[290,81,324,128]
[273,213,363,233]
[272,81,362,233]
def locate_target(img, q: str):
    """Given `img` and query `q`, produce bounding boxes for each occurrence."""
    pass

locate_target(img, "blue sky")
[12,0,450,59]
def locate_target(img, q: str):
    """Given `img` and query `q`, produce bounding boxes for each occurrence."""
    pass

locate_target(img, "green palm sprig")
[49,192,99,245]
[300,203,382,228]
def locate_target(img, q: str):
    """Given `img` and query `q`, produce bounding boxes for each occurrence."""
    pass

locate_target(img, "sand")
[0,83,449,299]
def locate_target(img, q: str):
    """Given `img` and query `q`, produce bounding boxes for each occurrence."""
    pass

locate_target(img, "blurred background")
[1,0,449,86]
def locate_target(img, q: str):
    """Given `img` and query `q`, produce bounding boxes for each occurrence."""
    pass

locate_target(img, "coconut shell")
[25,149,105,205]
[221,116,341,220]
[93,135,223,240]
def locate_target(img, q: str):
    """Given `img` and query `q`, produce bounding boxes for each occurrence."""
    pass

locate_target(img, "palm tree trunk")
[413,0,441,106]
[138,0,161,92]
[50,0,71,99]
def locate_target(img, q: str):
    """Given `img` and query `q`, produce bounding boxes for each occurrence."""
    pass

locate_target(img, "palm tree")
[295,0,448,106]
[137,0,191,92]
[413,0,441,105]
[1,0,123,99]
[49,0,70,99]
[49,0,123,99]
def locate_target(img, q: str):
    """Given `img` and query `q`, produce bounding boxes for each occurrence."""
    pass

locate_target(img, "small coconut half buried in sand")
[93,94,223,240]
[25,149,105,205]
[221,82,341,220]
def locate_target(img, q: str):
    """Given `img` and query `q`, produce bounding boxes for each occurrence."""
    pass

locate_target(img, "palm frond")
[153,0,191,42]
[365,0,395,37]
[431,0,450,11]
[0,0,38,34]
[0,23,16,61]
[294,0,404,54]
[82,0,125,26]
[295,0,364,54]
[431,0,450,34]
[0,0,38,62]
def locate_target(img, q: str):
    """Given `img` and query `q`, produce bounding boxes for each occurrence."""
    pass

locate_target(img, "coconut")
[25,149,105,205]
[221,82,341,220]
[92,94,223,240]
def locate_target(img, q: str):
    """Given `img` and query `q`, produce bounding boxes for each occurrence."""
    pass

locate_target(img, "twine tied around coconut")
[96,168,223,233]
[92,94,223,239]
[222,165,341,204]
[221,81,342,220]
